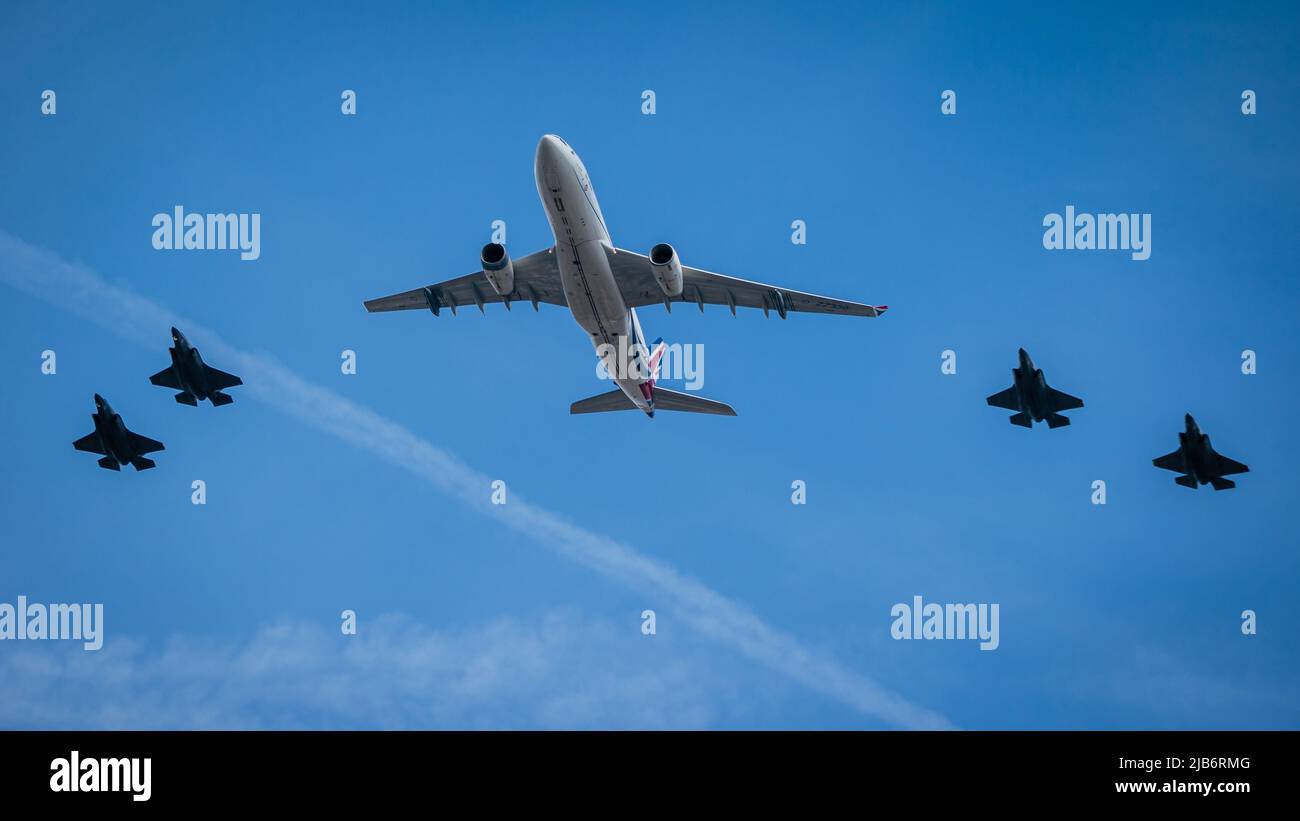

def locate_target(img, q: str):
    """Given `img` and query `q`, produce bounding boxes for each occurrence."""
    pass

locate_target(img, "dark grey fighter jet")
[986,348,1084,428]
[149,327,242,406]
[1153,414,1250,490]
[72,394,165,471]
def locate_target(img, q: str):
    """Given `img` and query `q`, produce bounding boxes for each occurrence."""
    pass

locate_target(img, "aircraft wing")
[985,386,1019,411]
[1214,453,1250,476]
[126,431,165,455]
[149,366,183,390]
[1046,387,1084,411]
[203,364,243,390]
[1152,450,1185,472]
[606,248,886,317]
[363,248,566,314]
[72,431,105,454]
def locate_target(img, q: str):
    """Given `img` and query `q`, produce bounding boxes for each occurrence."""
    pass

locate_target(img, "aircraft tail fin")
[1175,475,1198,489]
[648,337,667,381]
[175,391,198,406]
[1009,412,1032,428]
[210,391,234,407]
[1046,413,1071,429]
[97,456,121,471]
[130,456,156,471]
[1209,477,1236,491]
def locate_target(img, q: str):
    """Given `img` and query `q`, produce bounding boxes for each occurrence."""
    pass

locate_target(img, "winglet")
[873,305,889,317]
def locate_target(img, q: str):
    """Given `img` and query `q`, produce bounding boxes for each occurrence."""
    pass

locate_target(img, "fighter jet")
[72,394,165,471]
[985,348,1084,428]
[364,135,887,417]
[1153,414,1250,490]
[148,327,242,406]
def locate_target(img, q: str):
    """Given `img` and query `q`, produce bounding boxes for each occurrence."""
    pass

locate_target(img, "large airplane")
[985,348,1084,428]
[149,326,243,406]
[72,394,165,471]
[1153,414,1250,490]
[364,135,887,417]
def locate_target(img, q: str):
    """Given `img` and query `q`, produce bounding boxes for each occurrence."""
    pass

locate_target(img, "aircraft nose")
[93,393,104,405]
[536,134,564,164]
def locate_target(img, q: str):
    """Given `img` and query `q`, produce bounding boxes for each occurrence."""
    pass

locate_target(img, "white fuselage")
[534,134,653,411]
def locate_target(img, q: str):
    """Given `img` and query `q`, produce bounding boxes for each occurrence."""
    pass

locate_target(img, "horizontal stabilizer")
[569,386,738,416]
[175,391,198,406]
[210,391,234,407]
[570,388,638,414]
[1209,477,1236,491]
[650,387,737,416]
[97,456,121,471]
[1009,412,1032,428]
[1046,413,1071,429]
[1175,475,1197,489]
[130,456,156,471]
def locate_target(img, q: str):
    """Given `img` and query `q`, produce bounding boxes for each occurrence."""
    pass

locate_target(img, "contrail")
[0,231,952,729]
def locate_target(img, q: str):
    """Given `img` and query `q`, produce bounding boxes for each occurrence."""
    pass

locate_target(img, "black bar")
[1,730,1286,807]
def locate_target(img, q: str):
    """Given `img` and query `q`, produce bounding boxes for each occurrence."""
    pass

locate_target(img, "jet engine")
[649,243,683,298]
[481,243,514,295]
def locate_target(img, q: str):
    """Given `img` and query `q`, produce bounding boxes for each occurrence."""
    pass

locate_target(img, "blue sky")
[1,0,1297,728]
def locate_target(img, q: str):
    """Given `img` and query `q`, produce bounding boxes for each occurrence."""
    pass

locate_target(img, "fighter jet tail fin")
[1046,413,1071,429]
[210,391,234,407]
[1209,477,1236,491]
[1175,475,1198,489]
[130,456,156,471]
[1009,412,1032,428]
[97,456,121,471]
[174,391,198,406]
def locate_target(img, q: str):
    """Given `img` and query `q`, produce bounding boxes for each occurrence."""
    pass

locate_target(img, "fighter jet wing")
[1213,453,1250,476]
[1152,450,1185,472]
[72,431,106,454]
[985,386,1020,411]
[363,248,566,314]
[607,248,886,317]
[126,431,165,455]
[149,366,183,390]
[1046,387,1084,411]
[203,364,243,390]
